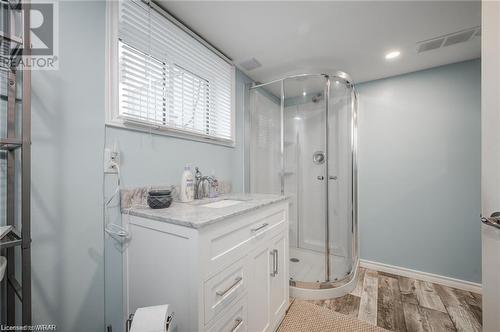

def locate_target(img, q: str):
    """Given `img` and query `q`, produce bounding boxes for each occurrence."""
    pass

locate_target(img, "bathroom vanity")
[122,194,289,332]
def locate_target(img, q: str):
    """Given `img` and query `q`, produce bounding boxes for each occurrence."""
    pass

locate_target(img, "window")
[108,0,235,144]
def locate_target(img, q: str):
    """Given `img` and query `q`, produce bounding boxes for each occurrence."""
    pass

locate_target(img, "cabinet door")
[247,245,272,332]
[269,232,289,328]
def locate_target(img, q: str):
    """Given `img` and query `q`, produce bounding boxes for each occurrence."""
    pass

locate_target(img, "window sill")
[105,119,236,148]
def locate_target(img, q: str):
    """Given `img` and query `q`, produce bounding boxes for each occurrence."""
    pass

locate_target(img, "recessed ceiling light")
[385,50,401,60]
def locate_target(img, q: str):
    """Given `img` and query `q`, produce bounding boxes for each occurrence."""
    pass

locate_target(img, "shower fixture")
[312,151,326,165]
[311,93,322,103]
[248,72,358,300]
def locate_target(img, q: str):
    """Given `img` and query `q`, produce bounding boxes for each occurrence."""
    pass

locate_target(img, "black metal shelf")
[0,31,22,45]
[1,0,23,11]
[0,0,31,326]
[0,94,22,103]
[0,138,22,151]
[7,275,22,301]
[0,228,22,249]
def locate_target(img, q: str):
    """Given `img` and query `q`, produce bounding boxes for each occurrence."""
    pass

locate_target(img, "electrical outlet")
[104,147,120,174]
[110,150,120,165]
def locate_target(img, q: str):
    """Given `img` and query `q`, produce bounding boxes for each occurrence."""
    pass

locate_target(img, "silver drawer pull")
[275,249,279,275]
[270,249,278,277]
[230,318,243,332]
[216,276,243,297]
[251,223,269,233]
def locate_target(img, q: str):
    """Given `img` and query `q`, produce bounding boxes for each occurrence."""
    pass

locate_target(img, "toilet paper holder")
[125,314,132,332]
[125,312,174,332]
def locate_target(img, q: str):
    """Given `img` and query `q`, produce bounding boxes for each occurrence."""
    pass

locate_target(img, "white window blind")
[117,0,234,142]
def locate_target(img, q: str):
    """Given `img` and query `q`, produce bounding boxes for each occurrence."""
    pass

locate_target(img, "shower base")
[289,247,350,283]
[289,247,359,300]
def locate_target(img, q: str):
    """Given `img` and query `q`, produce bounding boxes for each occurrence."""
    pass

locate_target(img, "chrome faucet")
[194,167,218,199]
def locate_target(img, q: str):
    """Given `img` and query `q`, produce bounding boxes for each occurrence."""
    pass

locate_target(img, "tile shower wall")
[357,59,481,283]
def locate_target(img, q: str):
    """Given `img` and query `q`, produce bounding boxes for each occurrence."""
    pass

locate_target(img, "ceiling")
[158,1,481,85]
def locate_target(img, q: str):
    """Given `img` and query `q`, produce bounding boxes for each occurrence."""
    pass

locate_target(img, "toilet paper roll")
[130,305,170,332]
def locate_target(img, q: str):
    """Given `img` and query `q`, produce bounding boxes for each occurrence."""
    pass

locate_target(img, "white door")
[269,232,289,329]
[247,245,271,332]
[481,2,500,331]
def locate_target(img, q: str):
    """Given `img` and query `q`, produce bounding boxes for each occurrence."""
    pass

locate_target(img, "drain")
[290,258,300,263]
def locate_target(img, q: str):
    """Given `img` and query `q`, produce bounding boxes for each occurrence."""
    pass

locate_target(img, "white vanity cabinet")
[123,199,289,332]
[248,231,288,332]
[269,232,288,328]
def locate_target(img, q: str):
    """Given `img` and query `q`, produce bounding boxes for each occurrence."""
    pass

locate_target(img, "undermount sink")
[201,199,244,208]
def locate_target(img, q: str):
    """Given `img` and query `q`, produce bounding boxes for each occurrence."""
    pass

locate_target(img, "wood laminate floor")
[306,268,482,332]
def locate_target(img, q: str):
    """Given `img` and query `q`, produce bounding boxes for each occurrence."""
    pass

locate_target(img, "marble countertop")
[122,193,289,229]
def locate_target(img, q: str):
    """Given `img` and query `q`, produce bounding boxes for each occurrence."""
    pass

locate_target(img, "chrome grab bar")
[216,276,243,297]
[230,318,243,332]
[251,223,269,233]
[481,212,500,230]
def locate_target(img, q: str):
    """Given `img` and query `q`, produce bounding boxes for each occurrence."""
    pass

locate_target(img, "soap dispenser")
[180,164,194,202]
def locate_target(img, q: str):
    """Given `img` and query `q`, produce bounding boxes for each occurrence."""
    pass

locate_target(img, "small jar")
[147,189,173,209]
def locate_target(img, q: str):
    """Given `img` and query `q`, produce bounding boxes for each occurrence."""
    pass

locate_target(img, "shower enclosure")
[247,72,358,299]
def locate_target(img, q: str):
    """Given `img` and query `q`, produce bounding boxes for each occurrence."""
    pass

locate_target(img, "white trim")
[105,121,236,148]
[105,1,119,126]
[360,259,482,294]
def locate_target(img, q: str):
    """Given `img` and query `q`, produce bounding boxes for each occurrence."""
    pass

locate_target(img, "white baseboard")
[360,259,482,294]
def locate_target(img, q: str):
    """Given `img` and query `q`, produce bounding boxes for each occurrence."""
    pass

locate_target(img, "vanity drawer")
[206,295,247,332]
[201,203,288,278]
[204,258,248,325]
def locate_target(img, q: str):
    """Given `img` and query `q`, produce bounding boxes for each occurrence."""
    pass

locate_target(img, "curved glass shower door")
[248,72,358,293]
[327,78,356,284]
[283,76,329,284]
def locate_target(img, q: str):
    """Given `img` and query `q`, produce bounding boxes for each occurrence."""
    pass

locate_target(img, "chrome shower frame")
[248,72,359,297]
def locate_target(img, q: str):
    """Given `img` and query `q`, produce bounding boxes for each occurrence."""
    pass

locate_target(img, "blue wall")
[357,59,481,283]
[31,1,106,331]
[30,1,252,331]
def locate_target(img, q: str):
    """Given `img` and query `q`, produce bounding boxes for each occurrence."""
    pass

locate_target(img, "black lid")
[148,189,171,196]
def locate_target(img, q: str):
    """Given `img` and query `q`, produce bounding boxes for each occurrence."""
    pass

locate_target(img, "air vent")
[417,26,480,53]
[442,30,475,47]
[417,38,444,53]
[239,58,262,71]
